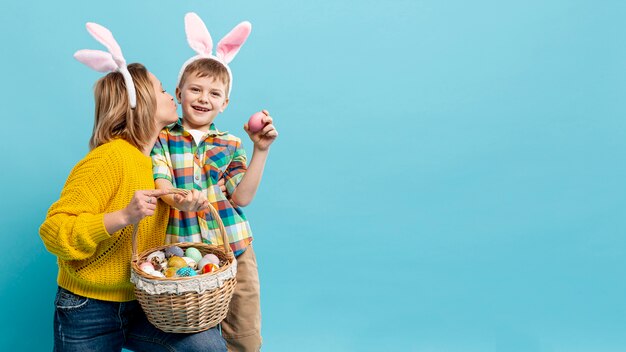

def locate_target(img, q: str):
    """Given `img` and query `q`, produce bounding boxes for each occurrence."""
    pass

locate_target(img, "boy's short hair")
[178,58,231,94]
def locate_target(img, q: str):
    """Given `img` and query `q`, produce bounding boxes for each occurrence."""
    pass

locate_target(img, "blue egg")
[176,267,197,277]
[165,246,184,258]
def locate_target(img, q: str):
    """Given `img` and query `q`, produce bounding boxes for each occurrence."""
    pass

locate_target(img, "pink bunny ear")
[216,21,252,64]
[86,22,125,66]
[74,49,118,72]
[185,12,213,55]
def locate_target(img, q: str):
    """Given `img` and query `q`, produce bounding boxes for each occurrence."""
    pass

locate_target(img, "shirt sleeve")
[39,151,119,261]
[151,131,173,183]
[224,138,248,196]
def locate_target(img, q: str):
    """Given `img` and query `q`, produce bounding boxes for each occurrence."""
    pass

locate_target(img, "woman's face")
[149,72,178,128]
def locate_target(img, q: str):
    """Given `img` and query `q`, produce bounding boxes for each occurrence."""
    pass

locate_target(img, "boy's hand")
[243,109,278,151]
[172,189,209,212]
[218,177,227,195]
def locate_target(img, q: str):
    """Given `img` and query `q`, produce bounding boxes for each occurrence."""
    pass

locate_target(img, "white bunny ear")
[216,21,251,64]
[74,49,118,72]
[85,22,125,66]
[185,12,213,55]
[75,22,136,108]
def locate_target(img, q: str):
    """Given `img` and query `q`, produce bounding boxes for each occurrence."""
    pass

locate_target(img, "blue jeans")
[53,287,227,352]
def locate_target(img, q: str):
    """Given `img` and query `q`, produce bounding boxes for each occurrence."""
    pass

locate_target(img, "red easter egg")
[202,263,219,274]
[248,112,267,133]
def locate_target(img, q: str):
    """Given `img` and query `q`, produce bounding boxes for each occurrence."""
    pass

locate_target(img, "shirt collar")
[170,118,228,136]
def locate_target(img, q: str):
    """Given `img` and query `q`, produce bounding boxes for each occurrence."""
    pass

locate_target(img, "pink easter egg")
[248,112,267,133]
[204,253,220,265]
[139,262,155,274]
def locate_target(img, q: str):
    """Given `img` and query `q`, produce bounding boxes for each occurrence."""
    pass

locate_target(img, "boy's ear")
[175,87,182,103]
[220,98,229,113]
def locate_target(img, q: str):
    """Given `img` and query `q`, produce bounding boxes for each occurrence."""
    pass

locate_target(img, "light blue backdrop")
[1,0,626,351]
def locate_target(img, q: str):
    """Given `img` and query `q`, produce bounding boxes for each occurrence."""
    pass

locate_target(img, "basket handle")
[131,191,233,262]
[203,200,232,255]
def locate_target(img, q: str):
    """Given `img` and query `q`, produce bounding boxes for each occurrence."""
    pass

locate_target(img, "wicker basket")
[130,201,237,333]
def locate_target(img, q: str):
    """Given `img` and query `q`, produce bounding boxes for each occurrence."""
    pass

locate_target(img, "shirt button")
[195,175,200,180]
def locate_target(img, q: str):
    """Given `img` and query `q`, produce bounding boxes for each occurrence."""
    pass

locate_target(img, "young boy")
[151,14,277,351]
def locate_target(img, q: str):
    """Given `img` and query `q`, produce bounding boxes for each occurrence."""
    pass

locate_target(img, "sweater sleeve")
[39,148,122,261]
[151,130,173,183]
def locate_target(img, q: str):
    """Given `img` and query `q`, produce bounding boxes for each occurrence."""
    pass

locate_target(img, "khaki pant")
[221,245,262,351]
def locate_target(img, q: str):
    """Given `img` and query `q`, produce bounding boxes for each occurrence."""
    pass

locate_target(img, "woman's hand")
[104,189,171,234]
[122,189,171,224]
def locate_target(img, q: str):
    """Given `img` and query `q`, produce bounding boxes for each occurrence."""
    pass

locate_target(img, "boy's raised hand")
[243,109,278,151]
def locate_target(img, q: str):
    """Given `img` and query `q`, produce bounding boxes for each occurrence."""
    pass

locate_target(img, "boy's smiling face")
[177,73,229,132]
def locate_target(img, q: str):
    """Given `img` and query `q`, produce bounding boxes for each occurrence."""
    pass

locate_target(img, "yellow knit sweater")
[40,139,169,302]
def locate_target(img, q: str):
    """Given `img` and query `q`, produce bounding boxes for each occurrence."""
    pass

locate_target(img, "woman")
[40,22,225,352]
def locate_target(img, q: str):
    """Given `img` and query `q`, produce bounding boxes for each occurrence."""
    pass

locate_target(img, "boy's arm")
[231,110,278,207]
[151,133,210,212]
[230,148,268,207]
[155,178,210,212]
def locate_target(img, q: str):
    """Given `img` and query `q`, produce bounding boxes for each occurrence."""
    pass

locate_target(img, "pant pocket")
[54,287,89,310]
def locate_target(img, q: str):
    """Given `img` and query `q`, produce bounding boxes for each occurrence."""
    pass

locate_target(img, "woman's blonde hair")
[89,63,156,150]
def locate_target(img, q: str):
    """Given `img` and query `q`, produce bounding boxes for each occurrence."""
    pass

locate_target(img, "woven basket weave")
[130,201,236,333]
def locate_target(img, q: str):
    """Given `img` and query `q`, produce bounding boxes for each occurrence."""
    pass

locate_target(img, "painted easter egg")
[176,267,197,277]
[185,247,203,263]
[147,250,166,263]
[198,253,220,269]
[197,258,210,270]
[248,112,267,133]
[183,256,198,269]
[206,253,221,265]
[150,270,165,278]
[202,263,220,274]
[164,267,179,278]
[167,256,187,269]
[139,262,155,274]
[165,246,184,258]
[151,261,163,272]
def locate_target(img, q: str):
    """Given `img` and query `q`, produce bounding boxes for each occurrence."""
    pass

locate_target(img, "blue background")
[1,0,626,351]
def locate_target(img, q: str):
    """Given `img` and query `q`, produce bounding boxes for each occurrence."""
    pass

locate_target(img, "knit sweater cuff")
[87,214,111,244]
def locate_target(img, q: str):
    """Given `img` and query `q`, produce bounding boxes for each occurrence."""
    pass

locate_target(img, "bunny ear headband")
[177,12,252,97]
[74,23,137,108]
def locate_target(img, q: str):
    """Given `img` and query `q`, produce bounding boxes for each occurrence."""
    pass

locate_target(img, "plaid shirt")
[151,119,252,256]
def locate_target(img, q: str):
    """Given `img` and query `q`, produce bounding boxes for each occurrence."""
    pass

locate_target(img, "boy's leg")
[221,245,262,351]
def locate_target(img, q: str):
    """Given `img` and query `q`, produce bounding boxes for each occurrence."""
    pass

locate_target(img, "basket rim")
[130,255,237,295]
[131,241,234,281]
